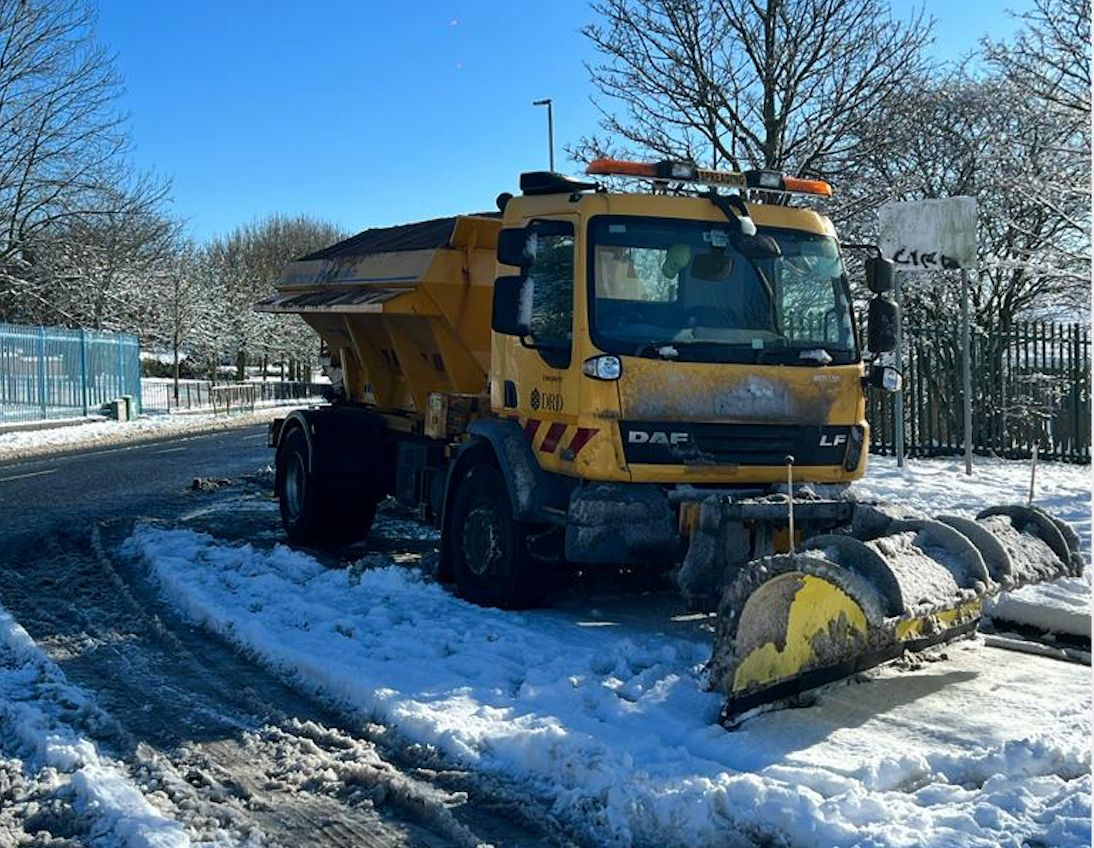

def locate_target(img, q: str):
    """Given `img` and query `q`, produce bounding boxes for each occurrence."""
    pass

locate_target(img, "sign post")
[879,196,978,474]
[961,269,973,475]
[893,272,905,467]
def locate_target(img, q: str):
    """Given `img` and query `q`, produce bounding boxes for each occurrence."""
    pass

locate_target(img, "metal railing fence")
[140,378,328,414]
[211,384,257,415]
[866,319,1090,463]
[0,322,141,424]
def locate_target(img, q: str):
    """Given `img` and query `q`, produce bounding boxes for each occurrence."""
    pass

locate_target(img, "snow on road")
[123,456,1092,848]
[0,603,189,847]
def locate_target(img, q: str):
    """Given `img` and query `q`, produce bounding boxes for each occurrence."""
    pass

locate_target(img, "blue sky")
[97,0,1026,243]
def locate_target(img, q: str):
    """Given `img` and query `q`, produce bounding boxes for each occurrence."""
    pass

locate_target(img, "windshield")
[588,216,857,364]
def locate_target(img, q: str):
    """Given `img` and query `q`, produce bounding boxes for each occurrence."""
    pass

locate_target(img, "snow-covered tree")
[984,0,1090,121]
[0,0,170,323]
[981,0,1090,323]
[140,240,217,398]
[203,215,344,380]
[27,194,178,331]
[841,69,1089,329]
[575,0,934,176]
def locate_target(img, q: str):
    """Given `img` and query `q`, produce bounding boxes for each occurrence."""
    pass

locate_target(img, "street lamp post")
[532,98,555,172]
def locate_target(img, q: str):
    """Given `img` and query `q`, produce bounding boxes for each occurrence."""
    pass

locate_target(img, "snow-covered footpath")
[122,456,1092,848]
[0,604,188,847]
[0,405,307,463]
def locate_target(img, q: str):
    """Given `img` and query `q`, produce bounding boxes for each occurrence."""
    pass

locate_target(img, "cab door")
[500,217,582,474]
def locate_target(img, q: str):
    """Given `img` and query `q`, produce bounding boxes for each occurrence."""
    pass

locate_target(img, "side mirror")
[867,296,899,353]
[865,256,895,294]
[867,365,903,393]
[497,228,533,267]
[491,275,531,336]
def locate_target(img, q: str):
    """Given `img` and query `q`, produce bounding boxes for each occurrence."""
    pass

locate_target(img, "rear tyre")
[449,463,545,609]
[277,426,377,546]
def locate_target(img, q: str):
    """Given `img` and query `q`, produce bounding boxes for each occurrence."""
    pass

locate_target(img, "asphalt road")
[0,425,564,847]
[1,425,274,536]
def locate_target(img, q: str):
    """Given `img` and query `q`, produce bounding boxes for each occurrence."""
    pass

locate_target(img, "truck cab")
[489,170,872,488]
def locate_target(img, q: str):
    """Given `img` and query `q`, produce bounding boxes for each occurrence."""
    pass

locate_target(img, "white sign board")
[878,196,977,272]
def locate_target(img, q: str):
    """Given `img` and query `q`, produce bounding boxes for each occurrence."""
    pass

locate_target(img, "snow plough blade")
[710,505,1082,724]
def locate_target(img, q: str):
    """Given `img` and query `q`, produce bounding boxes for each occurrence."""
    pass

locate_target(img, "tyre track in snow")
[1,523,468,846]
[0,443,570,847]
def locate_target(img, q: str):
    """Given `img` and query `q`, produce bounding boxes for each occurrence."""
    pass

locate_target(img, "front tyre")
[449,463,545,609]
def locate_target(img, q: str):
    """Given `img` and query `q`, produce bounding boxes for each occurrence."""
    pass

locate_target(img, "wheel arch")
[437,418,571,582]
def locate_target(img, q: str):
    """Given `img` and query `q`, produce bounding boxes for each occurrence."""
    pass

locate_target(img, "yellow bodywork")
[730,577,985,696]
[259,216,499,416]
[258,190,869,487]
[489,192,869,486]
[895,599,984,641]
[730,573,868,694]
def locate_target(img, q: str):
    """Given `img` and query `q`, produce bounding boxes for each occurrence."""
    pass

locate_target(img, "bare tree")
[984,0,1091,120]
[29,188,178,330]
[981,0,1090,322]
[576,0,934,176]
[140,240,215,400]
[0,0,171,324]
[847,0,1091,330]
[843,71,1087,326]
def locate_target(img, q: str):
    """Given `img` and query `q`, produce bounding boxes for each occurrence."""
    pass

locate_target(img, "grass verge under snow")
[124,456,1091,848]
[0,406,297,463]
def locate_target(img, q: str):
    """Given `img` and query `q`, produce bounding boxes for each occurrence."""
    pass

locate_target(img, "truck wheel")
[278,426,376,546]
[449,463,545,609]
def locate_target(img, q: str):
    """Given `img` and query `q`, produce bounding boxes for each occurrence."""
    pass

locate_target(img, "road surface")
[0,427,567,847]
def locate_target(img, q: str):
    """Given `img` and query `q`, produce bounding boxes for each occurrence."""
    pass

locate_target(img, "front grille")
[690,423,802,464]
[619,421,855,466]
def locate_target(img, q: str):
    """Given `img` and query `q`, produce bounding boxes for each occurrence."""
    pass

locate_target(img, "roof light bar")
[585,158,832,197]
[781,175,833,198]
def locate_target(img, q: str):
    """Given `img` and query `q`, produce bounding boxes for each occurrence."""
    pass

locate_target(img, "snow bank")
[0,603,189,847]
[0,406,292,462]
[127,514,1091,848]
[986,578,1090,638]
[854,455,1091,639]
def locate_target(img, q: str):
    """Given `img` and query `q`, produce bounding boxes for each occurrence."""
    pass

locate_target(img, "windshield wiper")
[798,348,834,364]
[633,341,680,359]
[754,345,847,365]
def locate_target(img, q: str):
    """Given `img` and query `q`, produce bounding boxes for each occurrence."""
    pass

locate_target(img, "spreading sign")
[878,196,977,272]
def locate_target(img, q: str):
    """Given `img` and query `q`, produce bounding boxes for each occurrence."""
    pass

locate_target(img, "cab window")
[527,220,574,367]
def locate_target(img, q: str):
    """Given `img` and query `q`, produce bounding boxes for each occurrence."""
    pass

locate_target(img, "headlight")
[582,355,622,381]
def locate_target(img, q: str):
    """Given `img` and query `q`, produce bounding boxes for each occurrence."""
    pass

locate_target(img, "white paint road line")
[0,467,58,483]
[152,447,187,455]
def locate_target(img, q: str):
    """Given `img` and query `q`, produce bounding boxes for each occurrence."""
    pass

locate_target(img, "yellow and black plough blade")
[710,505,1081,724]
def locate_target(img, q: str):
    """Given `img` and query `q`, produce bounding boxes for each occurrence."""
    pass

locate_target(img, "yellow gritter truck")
[257,159,1082,722]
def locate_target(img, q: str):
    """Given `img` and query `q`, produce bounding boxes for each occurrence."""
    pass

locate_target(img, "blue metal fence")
[0,322,141,424]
